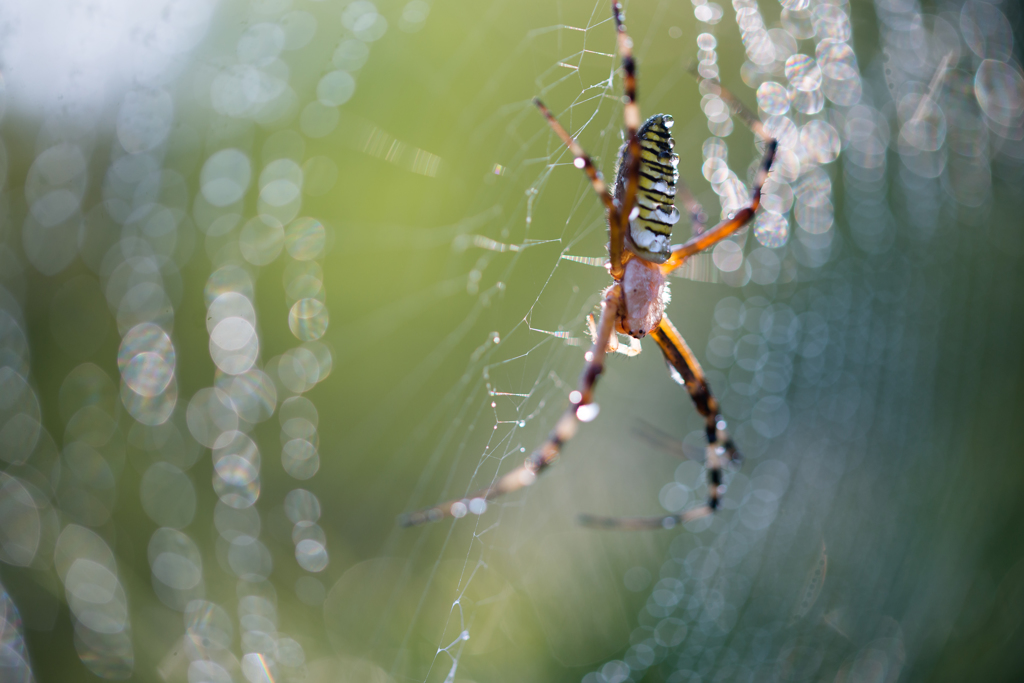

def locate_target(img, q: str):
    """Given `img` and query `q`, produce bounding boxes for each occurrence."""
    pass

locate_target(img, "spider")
[401,0,777,530]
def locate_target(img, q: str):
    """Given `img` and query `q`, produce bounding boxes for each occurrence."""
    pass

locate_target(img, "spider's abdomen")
[616,114,681,258]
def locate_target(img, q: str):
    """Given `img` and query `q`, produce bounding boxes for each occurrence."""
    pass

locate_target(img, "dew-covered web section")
[377,1,1024,682]
[0,0,416,680]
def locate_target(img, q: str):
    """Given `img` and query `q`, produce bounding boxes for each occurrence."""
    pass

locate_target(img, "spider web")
[2,0,1024,681]
[364,4,822,678]
[342,1,1024,682]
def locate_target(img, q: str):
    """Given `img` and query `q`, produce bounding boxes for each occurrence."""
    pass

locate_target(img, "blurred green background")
[1,0,1023,681]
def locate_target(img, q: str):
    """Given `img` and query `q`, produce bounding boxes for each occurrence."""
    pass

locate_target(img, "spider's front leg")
[610,0,643,262]
[533,99,628,280]
[399,286,624,527]
[660,78,778,272]
[659,138,776,271]
[578,314,739,531]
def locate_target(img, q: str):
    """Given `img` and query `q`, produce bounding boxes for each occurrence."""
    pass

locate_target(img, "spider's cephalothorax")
[615,114,680,262]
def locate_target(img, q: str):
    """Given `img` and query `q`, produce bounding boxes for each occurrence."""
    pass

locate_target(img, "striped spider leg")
[660,76,779,271]
[578,316,739,530]
[398,286,624,526]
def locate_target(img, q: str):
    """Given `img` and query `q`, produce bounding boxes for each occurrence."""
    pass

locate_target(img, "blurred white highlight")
[0,0,214,111]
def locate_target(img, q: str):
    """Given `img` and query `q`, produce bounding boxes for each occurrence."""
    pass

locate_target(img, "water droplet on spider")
[717,419,727,430]
[569,390,582,404]
[585,351,594,362]
[574,157,586,169]
[576,403,600,422]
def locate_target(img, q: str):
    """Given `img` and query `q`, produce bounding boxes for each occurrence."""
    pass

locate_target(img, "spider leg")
[399,286,624,527]
[693,68,772,142]
[650,315,740,463]
[676,177,708,236]
[612,2,640,135]
[589,313,641,356]
[660,78,778,274]
[660,138,775,272]
[631,419,704,461]
[610,0,641,280]
[578,505,713,531]
[533,98,626,280]
[578,314,738,531]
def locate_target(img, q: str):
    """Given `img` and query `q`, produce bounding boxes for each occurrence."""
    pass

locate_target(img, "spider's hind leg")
[399,286,625,527]
[577,314,739,531]
[650,315,741,467]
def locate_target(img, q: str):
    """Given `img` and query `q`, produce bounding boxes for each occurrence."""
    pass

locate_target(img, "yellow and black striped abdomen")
[614,114,680,259]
